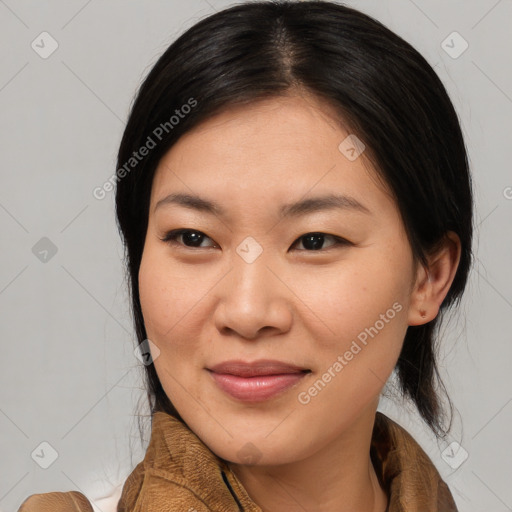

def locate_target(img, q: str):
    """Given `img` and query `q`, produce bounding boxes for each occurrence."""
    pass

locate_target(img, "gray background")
[1,1,511,511]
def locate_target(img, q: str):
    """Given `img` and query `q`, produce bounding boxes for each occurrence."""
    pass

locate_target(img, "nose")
[213,250,293,341]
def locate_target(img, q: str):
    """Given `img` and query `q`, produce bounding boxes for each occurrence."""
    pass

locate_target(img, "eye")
[160,229,352,252]
[160,229,217,248]
[291,232,352,251]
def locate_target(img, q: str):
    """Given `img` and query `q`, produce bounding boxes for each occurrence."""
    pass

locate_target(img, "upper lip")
[207,359,310,377]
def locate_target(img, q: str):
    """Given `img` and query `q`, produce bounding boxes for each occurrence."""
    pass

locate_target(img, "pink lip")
[207,359,310,402]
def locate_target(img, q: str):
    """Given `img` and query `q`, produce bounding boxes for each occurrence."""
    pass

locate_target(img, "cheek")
[138,249,203,348]
[290,250,413,413]
[294,267,410,426]
[293,253,412,348]
[138,250,209,406]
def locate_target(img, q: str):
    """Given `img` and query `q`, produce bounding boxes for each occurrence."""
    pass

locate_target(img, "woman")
[19,1,473,510]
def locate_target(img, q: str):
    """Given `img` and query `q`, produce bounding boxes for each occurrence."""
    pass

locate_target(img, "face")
[138,94,419,465]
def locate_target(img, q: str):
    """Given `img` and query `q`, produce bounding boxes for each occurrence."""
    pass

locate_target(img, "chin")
[200,426,313,467]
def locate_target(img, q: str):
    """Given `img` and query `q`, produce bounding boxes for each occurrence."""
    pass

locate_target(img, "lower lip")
[208,371,308,402]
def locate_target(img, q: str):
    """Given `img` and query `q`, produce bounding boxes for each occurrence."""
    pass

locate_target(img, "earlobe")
[407,231,461,326]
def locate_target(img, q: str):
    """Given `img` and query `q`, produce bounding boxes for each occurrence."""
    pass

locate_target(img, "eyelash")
[160,229,352,252]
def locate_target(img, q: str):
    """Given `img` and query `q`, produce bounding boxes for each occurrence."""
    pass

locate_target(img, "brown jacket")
[18,411,458,511]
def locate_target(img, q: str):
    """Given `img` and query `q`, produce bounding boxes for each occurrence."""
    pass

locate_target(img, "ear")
[408,231,461,326]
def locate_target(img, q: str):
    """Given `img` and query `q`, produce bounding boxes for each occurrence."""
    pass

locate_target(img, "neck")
[227,406,388,512]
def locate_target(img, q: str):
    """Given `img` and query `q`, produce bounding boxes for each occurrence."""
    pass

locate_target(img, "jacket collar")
[118,410,458,511]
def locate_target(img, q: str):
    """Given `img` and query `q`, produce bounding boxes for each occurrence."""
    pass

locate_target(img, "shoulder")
[372,412,459,511]
[18,491,94,512]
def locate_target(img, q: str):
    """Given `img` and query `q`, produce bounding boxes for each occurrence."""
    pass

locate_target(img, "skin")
[138,93,461,512]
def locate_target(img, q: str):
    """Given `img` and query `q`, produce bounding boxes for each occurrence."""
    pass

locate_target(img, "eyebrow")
[154,192,372,217]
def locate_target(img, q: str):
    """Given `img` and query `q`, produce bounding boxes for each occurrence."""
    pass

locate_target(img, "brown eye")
[292,232,351,251]
[161,229,217,248]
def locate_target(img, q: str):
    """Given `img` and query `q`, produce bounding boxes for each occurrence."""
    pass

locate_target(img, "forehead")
[150,95,393,217]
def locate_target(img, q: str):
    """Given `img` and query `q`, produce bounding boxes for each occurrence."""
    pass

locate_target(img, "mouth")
[206,359,311,402]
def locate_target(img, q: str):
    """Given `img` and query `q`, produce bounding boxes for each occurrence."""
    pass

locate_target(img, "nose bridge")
[214,240,292,338]
[228,242,276,310]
